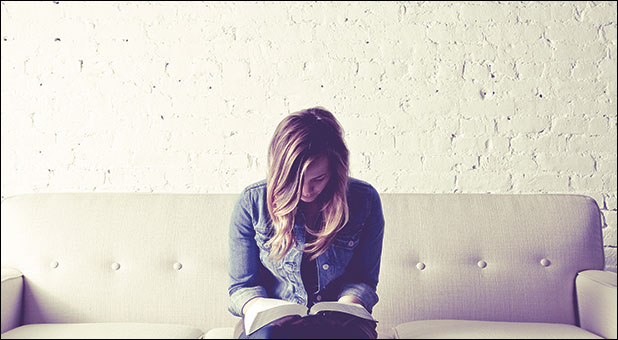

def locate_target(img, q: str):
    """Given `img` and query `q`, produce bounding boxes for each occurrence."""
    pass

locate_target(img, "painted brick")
[603,172,618,194]
[460,118,492,136]
[585,2,618,24]
[480,154,537,173]
[487,136,510,154]
[1,1,616,270]
[397,171,457,193]
[603,210,617,246]
[512,173,570,193]
[536,153,596,174]
[554,41,608,62]
[545,22,599,43]
[597,156,617,174]
[516,2,553,24]
[601,23,618,42]
[605,248,617,270]
[568,135,617,154]
[453,135,488,155]
[606,193,618,211]
[549,3,577,22]
[587,117,610,135]
[571,174,605,192]
[424,154,458,172]
[553,117,588,135]
[459,2,513,24]
[457,171,512,193]
[498,116,551,134]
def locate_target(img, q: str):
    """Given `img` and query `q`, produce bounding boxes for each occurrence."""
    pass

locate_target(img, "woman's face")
[301,156,331,203]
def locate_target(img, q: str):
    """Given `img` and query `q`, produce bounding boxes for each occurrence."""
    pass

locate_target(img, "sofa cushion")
[576,270,618,339]
[0,194,240,333]
[1,267,23,333]
[203,327,234,339]
[393,320,602,339]
[0,323,204,339]
[375,194,604,334]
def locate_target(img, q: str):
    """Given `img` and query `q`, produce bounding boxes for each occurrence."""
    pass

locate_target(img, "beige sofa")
[1,193,616,339]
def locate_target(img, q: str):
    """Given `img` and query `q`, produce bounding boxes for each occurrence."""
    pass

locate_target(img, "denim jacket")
[228,177,385,317]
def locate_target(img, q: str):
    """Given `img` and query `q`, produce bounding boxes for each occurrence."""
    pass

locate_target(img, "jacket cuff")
[338,282,379,313]
[229,286,268,317]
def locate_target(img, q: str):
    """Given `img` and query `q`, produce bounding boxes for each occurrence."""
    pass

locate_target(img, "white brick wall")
[1,1,616,271]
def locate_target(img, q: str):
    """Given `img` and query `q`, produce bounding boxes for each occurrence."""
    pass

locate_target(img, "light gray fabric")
[1,267,23,333]
[576,270,618,339]
[374,194,604,336]
[0,193,606,339]
[393,320,603,339]
[0,323,203,339]
[203,327,234,339]
[1,193,239,334]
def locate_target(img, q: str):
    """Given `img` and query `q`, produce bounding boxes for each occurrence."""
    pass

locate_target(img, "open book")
[244,298,376,335]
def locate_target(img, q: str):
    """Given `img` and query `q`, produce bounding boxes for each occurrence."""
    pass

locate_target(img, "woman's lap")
[237,312,377,339]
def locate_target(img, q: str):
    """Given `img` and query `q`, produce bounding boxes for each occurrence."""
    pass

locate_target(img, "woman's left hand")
[338,295,363,306]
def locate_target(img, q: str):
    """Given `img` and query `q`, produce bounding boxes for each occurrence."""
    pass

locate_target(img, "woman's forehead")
[305,156,330,178]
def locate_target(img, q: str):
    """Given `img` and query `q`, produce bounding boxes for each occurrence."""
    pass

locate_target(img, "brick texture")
[1,1,616,270]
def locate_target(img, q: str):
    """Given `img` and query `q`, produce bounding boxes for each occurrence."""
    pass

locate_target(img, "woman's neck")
[300,200,320,215]
[299,200,321,229]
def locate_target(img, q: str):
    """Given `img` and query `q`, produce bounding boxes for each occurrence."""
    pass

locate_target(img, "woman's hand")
[338,295,363,306]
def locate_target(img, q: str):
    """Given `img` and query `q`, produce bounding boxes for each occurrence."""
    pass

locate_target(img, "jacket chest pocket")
[325,230,361,279]
[253,226,296,275]
[253,227,281,269]
[333,232,360,250]
[254,229,271,252]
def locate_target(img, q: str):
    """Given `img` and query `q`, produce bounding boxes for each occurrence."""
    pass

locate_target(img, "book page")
[244,298,307,335]
[308,301,376,321]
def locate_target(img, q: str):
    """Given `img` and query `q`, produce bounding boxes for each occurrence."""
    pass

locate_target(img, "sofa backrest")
[1,193,604,336]
[1,193,240,334]
[376,194,604,335]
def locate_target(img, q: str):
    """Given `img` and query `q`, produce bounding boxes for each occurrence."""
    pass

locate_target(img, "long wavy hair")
[266,107,350,261]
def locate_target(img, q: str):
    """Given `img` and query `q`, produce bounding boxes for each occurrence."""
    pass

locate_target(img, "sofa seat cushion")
[394,320,602,339]
[0,323,204,339]
[203,327,234,339]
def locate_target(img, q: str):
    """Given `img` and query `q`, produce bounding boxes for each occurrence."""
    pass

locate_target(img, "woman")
[228,107,385,339]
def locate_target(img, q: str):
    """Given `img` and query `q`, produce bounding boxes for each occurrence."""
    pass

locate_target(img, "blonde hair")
[266,107,349,261]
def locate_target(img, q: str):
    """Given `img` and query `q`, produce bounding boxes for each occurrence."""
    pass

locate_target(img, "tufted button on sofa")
[1,193,616,339]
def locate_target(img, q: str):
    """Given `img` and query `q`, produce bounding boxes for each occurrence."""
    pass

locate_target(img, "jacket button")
[322,264,329,270]
[111,262,121,271]
[173,262,183,270]
[348,240,355,247]
[316,295,322,301]
[477,260,487,269]
[50,261,59,269]
[416,262,426,270]
[540,258,551,267]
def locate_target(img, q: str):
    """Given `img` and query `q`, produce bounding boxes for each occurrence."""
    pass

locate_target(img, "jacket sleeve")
[338,186,385,313]
[228,188,268,317]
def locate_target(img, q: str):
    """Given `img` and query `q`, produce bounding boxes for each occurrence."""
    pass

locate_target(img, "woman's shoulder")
[347,177,379,197]
[242,179,267,193]
[346,178,383,225]
[236,179,267,205]
[347,177,381,211]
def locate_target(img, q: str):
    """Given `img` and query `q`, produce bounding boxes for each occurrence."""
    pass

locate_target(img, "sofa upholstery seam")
[1,274,24,283]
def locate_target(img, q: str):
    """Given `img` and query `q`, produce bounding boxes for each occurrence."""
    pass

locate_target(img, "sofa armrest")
[576,270,617,339]
[1,266,23,334]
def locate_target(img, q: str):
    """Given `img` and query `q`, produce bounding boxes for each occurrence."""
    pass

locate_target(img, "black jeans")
[236,311,378,339]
